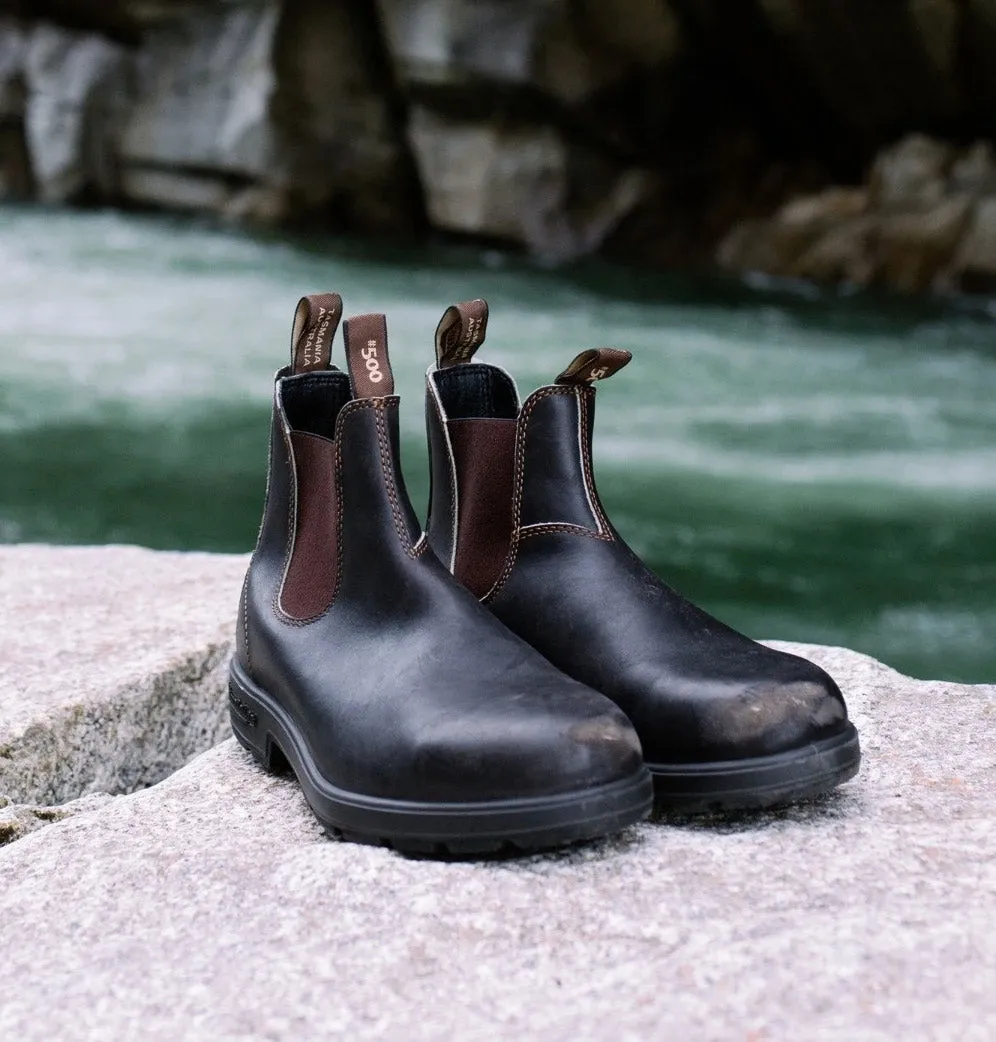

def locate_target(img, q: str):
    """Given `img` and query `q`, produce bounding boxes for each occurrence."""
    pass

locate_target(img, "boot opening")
[433,364,518,420]
[282,371,353,439]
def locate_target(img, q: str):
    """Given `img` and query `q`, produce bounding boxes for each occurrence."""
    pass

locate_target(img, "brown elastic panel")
[448,418,518,599]
[282,432,338,620]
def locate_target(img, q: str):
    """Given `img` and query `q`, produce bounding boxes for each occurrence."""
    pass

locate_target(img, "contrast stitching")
[483,385,574,603]
[272,415,301,623]
[329,424,345,610]
[426,372,459,570]
[239,569,252,675]
[518,522,611,541]
[578,388,612,536]
[373,402,421,559]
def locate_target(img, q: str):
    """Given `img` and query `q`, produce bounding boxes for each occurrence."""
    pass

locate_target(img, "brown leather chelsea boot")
[230,293,653,855]
[424,299,860,812]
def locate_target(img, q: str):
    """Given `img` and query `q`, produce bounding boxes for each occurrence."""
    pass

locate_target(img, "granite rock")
[408,105,652,260]
[120,1,278,181]
[23,23,128,202]
[0,791,113,847]
[0,544,247,805]
[718,133,996,292]
[0,581,993,1040]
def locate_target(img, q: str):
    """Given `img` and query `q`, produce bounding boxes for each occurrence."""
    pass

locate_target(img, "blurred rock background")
[5,0,996,293]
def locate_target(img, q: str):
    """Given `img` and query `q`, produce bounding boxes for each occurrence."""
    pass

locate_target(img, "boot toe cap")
[641,655,850,765]
[698,669,848,760]
[410,694,644,802]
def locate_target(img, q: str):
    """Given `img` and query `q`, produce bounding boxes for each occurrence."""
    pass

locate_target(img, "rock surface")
[23,23,128,202]
[120,1,279,183]
[11,0,996,286]
[0,790,112,846]
[719,134,996,293]
[0,544,994,1038]
[5,0,996,288]
[408,106,651,260]
[0,544,246,805]
[0,18,30,199]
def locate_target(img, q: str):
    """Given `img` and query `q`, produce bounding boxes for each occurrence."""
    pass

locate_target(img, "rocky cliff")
[4,0,996,293]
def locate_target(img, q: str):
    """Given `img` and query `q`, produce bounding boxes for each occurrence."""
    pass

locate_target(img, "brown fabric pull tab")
[290,292,343,373]
[435,299,489,367]
[556,348,632,385]
[342,313,395,398]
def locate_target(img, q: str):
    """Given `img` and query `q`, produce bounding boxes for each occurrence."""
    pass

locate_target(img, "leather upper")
[237,367,643,802]
[426,367,852,766]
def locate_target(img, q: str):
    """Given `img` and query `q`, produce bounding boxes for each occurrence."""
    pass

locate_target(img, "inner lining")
[433,364,518,420]
[282,370,352,439]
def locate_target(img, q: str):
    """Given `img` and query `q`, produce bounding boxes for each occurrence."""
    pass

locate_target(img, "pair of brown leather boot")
[230,293,860,856]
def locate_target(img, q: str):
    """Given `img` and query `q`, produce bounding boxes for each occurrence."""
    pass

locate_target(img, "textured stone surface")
[23,23,128,202]
[0,544,246,805]
[718,133,996,293]
[409,106,651,260]
[12,1,996,283]
[0,625,993,1039]
[0,791,112,847]
[120,1,278,179]
[0,21,29,201]
[379,0,682,105]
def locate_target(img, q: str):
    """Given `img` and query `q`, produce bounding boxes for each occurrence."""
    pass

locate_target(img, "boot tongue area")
[342,312,396,398]
[290,293,343,373]
[555,348,631,385]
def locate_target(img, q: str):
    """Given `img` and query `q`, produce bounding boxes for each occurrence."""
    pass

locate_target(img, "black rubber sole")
[228,661,654,857]
[647,725,861,812]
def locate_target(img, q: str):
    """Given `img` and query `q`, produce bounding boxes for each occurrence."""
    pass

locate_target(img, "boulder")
[120,1,278,188]
[119,166,233,211]
[949,141,996,196]
[378,0,682,107]
[717,187,868,276]
[0,545,246,806]
[873,194,973,293]
[0,598,994,1038]
[119,0,419,230]
[790,215,876,285]
[948,196,996,293]
[408,105,651,259]
[868,133,954,211]
[22,23,128,202]
[268,0,421,232]
[380,0,682,241]
[0,791,112,847]
[718,134,996,294]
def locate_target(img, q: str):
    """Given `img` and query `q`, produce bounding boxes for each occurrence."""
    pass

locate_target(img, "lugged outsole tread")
[323,826,617,859]
[649,728,861,813]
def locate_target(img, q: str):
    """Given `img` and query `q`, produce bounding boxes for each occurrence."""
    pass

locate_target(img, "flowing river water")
[1,207,994,682]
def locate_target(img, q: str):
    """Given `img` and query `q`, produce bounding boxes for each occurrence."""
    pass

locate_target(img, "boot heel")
[228,672,290,775]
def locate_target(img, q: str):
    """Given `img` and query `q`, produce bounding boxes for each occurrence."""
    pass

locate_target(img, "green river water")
[1,207,994,682]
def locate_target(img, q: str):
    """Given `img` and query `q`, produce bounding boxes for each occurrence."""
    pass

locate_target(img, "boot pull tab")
[291,292,343,373]
[342,312,395,398]
[556,348,632,385]
[435,299,489,368]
